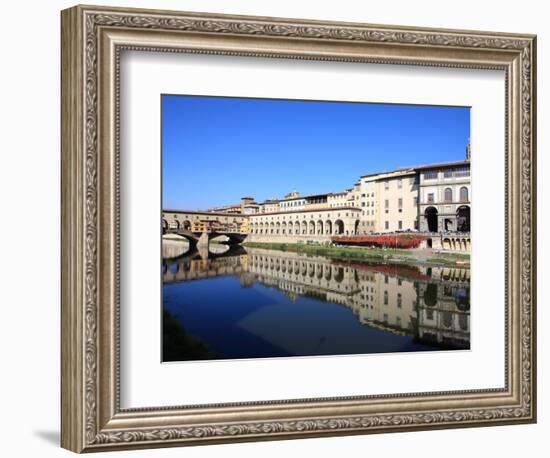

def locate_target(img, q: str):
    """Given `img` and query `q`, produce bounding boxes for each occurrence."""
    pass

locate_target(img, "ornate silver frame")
[61,4,537,453]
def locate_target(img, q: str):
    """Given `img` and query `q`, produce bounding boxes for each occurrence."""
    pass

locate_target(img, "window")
[398,179,402,189]
[454,166,470,177]
[413,196,418,206]
[427,193,435,203]
[384,291,388,305]
[460,186,469,202]
[444,188,453,202]
[424,170,438,180]
[398,198,403,212]
[384,275,388,284]
[384,181,389,190]
[397,293,402,308]
[398,220,403,230]
[444,169,453,178]
[361,202,365,207]
[385,221,389,230]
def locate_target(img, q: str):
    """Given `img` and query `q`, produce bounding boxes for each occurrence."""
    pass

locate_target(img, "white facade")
[418,163,471,233]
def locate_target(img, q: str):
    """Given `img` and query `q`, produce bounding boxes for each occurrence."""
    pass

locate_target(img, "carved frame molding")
[61,4,536,453]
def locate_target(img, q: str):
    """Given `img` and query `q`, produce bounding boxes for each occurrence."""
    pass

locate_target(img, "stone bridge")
[163,227,247,248]
[163,245,247,283]
[162,209,249,249]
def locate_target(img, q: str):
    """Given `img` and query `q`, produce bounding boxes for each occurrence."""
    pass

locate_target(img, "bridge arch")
[325,220,332,235]
[309,220,316,235]
[301,220,307,235]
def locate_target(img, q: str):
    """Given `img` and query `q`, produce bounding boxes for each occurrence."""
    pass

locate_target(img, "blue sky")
[162,95,470,210]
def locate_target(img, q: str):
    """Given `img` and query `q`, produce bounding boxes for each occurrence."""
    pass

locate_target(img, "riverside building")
[163,146,471,248]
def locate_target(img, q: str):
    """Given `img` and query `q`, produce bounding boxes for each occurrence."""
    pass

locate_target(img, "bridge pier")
[198,245,209,261]
[197,231,210,249]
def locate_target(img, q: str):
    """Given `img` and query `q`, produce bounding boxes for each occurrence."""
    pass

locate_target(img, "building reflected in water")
[163,243,470,354]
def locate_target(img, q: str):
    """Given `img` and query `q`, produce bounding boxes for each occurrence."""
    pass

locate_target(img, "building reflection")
[163,245,470,350]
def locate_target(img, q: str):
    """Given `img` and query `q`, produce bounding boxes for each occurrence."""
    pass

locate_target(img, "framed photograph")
[61,4,537,453]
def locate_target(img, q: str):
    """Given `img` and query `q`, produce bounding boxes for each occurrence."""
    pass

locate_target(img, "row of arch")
[251,258,347,282]
[427,311,469,331]
[163,219,191,230]
[424,205,470,232]
[433,267,471,282]
[250,219,359,236]
[442,237,471,251]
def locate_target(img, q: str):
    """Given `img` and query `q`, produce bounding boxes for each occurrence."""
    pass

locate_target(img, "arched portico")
[425,207,438,232]
[457,205,470,232]
[317,220,324,234]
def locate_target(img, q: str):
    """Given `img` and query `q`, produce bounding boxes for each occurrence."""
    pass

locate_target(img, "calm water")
[162,240,470,362]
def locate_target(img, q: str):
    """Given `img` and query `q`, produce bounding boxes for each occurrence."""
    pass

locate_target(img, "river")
[162,239,470,362]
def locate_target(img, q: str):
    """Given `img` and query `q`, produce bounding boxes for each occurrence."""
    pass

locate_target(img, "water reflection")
[162,242,470,362]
